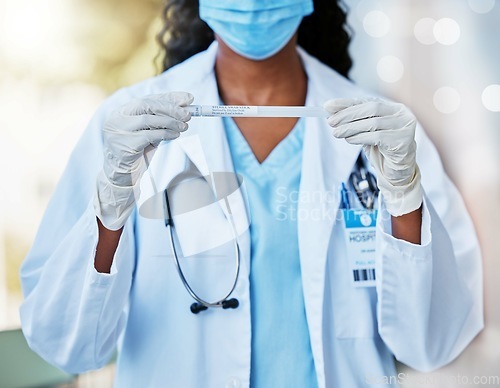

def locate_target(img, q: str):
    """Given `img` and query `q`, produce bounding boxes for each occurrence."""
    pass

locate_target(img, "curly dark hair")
[156,0,353,78]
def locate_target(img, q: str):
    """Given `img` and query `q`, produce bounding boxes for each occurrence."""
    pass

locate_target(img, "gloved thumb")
[163,91,195,107]
[323,97,376,115]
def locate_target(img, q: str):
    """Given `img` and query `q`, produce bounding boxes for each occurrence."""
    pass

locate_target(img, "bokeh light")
[482,84,500,112]
[377,56,404,83]
[355,0,382,20]
[0,0,80,78]
[468,0,495,14]
[414,18,437,45]
[363,10,391,38]
[433,87,461,113]
[433,18,461,45]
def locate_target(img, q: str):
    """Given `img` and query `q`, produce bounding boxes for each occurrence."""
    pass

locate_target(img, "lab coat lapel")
[175,52,252,276]
[298,52,361,388]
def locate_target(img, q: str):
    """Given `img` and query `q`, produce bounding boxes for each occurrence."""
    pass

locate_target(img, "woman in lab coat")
[20,0,483,387]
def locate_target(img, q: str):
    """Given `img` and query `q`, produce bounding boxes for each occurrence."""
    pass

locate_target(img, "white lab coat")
[20,42,483,388]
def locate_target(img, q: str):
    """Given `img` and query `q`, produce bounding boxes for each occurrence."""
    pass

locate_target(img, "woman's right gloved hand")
[94,91,194,231]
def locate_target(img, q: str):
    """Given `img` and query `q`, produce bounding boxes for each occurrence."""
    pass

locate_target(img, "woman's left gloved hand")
[324,97,423,216]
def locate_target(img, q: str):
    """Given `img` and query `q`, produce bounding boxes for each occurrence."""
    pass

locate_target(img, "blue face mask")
[199,0,314,61]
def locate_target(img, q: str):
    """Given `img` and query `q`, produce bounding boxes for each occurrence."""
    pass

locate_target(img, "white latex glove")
[94,91,193,230]
[324,97,423,216]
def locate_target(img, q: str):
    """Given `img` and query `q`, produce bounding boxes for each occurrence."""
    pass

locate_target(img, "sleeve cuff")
[83,200,131,285]
[377,192,432,256]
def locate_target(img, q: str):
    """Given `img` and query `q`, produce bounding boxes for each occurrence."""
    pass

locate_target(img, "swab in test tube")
[185,105,329,118]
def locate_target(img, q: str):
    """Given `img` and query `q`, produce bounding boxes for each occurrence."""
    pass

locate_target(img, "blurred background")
[0,0,498,386]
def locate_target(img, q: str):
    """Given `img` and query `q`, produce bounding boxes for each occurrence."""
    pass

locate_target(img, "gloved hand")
[94,91,194,230]
[324,97,423,216]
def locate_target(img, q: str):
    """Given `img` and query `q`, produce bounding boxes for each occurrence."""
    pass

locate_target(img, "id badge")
[341,209,377,288]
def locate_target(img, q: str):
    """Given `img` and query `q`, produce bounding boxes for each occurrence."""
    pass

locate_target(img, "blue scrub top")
[223,117,318,388]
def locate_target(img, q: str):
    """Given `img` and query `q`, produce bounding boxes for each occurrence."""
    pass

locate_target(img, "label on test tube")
[198,105,259,117]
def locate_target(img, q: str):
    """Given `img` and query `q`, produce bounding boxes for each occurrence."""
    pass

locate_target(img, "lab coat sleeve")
[19,89,137,374]
[375,123,484,372]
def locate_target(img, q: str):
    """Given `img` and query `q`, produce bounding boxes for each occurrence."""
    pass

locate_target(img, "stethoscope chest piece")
[190,298,239,314]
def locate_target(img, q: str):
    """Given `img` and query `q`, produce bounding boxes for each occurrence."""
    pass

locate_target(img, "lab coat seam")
[379,217,432,258]
[376,254,400,343]
[91,279,114,368]
[383,241,431,262]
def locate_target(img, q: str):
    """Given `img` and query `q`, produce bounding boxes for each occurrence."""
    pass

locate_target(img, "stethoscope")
[161,153,377,315]
[163,184,241,314]
[348,153,379,209]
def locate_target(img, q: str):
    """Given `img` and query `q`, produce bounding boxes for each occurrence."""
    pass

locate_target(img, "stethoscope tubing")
[160,152,375,313]
[165,189,241,309]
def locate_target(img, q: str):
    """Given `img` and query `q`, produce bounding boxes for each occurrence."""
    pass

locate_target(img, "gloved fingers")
[160,91,195,107]
[145,128,182,147]
[327,100,402,128]
[107,114,189,133]
[323,98,356,115]
[137,114,189,132]
[343,131,382,146]
[134,91,194,107]
[121,128,182,153]
[332,115,402,139]
[344,129,413,151]
[323,97,378,115]
[142,91,194,114]
[120,93,194,120]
